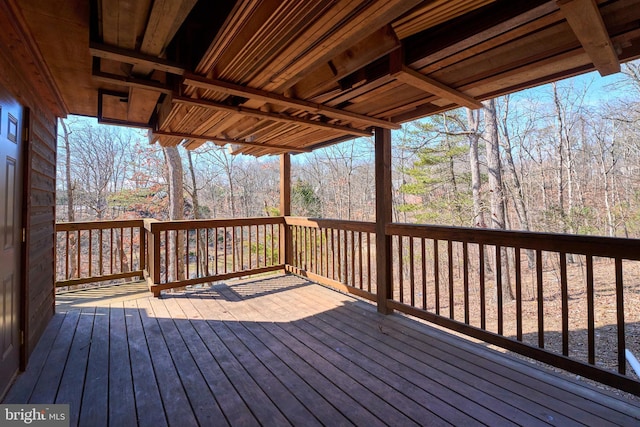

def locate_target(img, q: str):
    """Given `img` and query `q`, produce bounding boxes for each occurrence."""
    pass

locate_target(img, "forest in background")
[57,60,640,239]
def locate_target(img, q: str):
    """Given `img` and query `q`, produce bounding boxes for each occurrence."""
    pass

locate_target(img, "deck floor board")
[3,274,640,426]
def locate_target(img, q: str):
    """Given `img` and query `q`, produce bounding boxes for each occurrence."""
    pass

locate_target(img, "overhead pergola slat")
[152,130,312,153]
[172,95,373,138]
[182,73,401,130]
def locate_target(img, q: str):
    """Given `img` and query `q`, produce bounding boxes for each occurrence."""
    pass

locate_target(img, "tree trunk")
[498,97,535,268]
[187,150,210,276]
[467,109,486,228]
[483,99,513,301]
[60,119,78,278]
[163,146,185,281]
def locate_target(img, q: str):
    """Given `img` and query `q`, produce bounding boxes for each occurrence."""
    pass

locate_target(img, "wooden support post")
[375,127,393,314]
[143,219,161,296]
[280,154,292,267]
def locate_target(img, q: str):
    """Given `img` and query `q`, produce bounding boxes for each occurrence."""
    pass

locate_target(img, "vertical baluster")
[130,227,134,272]
[479,244,486,330]
[99,230,104,276]
[586,254,595,365]
[343,229,348,284]
[197,228,201,277]
[350,230,355,287]
[434,239,440,315]
[88,229,93,277]
[536,249,544,348]
[409,237,415,307]
[78,230,83,278]
[206,228,210,275]
[615,257,625,375]
[270,223,275,265]
[421,238,427,310]
[175,230,180,281]
[560,252,568,356]
[496,245,503,335]
[263,225,267,268]
[337,229,342,282]
[448,240,454,319]
[213,228,218,276]
[367,232,372,293]
[303,226,308,270]
[241,226,245,271]
[294,226,299,266]
[515,248,522,341]
[65,231,70,279]
[331,229,335,280]
[313,227,317,273]
[463,242,469,324]
[398,236,404,303]
[320,228,325,276]
[186,229,190,279]
[231,226,236,273]
[110,229,114,276]
[120,227,124,273]
[164,230,168,284]
[358,232,363,290]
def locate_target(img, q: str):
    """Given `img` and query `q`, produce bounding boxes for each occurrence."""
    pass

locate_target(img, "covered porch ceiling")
[15,0,640,156]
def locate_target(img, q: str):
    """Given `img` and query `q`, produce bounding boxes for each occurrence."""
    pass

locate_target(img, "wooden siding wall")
[0,2,59,363]
[24,109,56,359]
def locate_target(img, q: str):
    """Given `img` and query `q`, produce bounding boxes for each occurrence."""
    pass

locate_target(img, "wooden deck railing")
[54,216,640,394]
[144,217,284,296]
[285,217,377,301]
[55,220,146,287]
[386,223,640,394]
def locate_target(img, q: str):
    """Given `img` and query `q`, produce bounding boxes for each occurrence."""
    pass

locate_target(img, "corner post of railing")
[280,153,292,267]
[375,127,393,314]
[143,218,161,296]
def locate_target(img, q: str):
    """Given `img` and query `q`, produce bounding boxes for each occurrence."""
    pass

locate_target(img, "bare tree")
[484,99,513,301]
[163,145,185,281]
[467,108,486,228]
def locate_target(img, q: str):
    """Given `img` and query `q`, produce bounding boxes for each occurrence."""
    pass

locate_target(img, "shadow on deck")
[3,274,640,426]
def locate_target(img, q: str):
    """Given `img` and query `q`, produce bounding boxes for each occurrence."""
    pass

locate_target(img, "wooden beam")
[89,42,185,75]
[375,127,393,315]
[280,153,292,265]
[557,0,620,76]
[182,73,400,130]
[92,61,172,94]
[392,64,483,109]
[172,95,373,137]
[133,0,198,74]
[151,130,312,153]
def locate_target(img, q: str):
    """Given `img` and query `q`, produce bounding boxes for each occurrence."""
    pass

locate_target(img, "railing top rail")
[285,216,375,232]
[56,219,145,231]
[147,216,285,232]
[387,222,640,260]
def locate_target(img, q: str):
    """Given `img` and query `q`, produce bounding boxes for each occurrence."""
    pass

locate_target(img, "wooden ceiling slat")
[393,0,495,39]
[152,130,311,153]
[172,95,372,137]
[182,73,400,129]
[258,0,422,93]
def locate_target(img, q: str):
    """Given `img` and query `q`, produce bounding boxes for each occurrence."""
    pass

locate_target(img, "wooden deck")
[3,274,640,426]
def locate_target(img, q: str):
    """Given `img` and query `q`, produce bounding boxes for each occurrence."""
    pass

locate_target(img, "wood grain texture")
[4,276,639,425]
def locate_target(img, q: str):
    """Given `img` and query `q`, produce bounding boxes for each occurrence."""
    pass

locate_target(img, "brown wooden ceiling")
[13,0,640,156]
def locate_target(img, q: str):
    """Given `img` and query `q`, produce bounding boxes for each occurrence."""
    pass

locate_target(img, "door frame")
[19,107,29,371]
